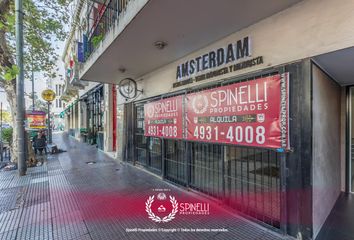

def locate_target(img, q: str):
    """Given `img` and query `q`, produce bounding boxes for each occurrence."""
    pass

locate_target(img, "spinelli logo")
[145,193,178,223]
[145,190,210,223]
[192,95,209,114]
[146,105,155,118]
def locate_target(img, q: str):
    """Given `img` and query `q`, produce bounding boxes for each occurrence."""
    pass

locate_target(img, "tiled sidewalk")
[0,133,291,240]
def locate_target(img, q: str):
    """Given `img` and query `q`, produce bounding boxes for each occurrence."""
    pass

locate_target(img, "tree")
[0,0,71,162]
[0,110,12,123]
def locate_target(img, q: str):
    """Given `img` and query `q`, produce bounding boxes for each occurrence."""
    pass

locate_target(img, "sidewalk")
[0,133,291,240]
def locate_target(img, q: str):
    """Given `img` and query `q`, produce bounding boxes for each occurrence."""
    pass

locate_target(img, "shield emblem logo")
[257,114,265,123]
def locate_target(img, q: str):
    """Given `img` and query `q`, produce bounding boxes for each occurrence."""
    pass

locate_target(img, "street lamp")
[41,89,56,144]
[30,57,35,111]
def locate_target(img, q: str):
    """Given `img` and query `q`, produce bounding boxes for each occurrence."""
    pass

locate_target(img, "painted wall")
[312,65,342,238]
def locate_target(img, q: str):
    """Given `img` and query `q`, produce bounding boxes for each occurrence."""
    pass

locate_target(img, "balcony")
[61,80,79,102]
[85,0,131,61]
[79,0,148,80]
[69,63,88,89]
[79,0,303,84]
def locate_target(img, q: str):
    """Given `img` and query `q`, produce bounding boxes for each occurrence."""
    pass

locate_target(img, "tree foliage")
[1,127,13,144]
[0,110,12,123]
[0,0,71,82]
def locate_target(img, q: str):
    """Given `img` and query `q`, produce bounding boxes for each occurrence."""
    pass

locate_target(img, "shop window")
[165,140,186,186]
[85,85,104,145]
[190,142,223,199]
[149,137,162,171]
[225,146,281,228]
[134,105,162,172]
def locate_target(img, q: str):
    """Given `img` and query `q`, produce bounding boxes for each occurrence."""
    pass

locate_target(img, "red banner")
[144,96,183,139]
[185,74,289,149]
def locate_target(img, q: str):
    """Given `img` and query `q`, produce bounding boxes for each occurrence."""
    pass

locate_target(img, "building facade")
[63,0,354,239]
[61,0,117,155]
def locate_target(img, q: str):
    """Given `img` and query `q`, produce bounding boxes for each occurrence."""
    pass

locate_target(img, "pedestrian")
[32,130,47,155]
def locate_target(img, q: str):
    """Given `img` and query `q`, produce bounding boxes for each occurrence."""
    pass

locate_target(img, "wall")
[312,65,341,238]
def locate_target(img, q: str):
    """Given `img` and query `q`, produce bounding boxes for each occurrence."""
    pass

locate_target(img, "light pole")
[31,60,35,111]
[41,89,55,144]
[47,102,52,144]
[15,0,27,176]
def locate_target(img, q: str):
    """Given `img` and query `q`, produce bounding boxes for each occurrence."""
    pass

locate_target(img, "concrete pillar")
[104,84,113,152]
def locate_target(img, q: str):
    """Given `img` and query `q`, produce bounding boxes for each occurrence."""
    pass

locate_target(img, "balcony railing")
[84,0,131,61]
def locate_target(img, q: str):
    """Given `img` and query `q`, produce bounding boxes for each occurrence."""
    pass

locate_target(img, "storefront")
[119,57,315,237]
[80,84,104,148]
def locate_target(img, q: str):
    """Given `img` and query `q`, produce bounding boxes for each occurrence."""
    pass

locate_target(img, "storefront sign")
[41,89,56,102]
[185,74,289,149]
[176,36,252,81]
[173,56,263,88]
[26,111,46,129]
[144,96,184,139]
[174,36,265,88]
